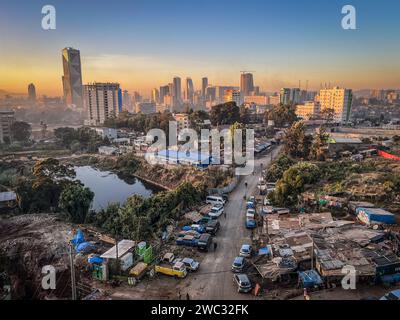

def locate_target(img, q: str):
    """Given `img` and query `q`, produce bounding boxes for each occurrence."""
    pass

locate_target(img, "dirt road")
[180,146,282,299]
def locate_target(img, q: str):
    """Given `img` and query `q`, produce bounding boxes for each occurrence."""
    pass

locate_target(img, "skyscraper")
[185,78,194,104]
[28,83,36,102]
[173,77,182,108]
[202,77,208,99]
[62,47,83,108]
[240,73,254,96]
[151,88,160,104]
[84,83,121,125]
[280,88,291,105]
[159,85,170,104]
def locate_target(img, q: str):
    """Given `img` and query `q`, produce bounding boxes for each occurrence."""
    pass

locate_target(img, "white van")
[206,196,225,206]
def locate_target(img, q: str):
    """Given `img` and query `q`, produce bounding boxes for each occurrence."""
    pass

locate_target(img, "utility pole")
[310,238,314,270]
[69,242,77,300]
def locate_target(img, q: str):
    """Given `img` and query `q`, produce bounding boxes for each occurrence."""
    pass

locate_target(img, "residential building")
[62,47,83,108]
[295,101,321,120]
[240,73,254,96]
[185,78,194,104]
[0,111,15,144]
[122,90,132,112]
[28,83,36,102]
[244,95,268,106]
[136,102,156,114]
[280,88,291,105]
[151,88,160,104]
[93,127,118,140]
[269,94,280,106]
[159,85,170,104]
[84,83,122,126]
[319,87,353,123]
[202,77,208,99]
[224,89,242,106]
[173,77,182,108]
[174,113,190,133]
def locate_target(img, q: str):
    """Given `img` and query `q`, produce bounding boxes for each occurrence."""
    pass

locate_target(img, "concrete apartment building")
[84,83,122,126]
[319,87,353,123]
[295,101,321,120]
[174,113,190,133]
[0,111,15,144]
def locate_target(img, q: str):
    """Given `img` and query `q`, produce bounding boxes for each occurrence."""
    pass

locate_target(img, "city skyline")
[1,0,400,96]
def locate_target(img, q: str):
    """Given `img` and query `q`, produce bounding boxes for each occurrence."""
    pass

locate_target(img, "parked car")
[208,205,224,218]
[245,218,257,229]
[175,257,200,272]
[231,257,246,273]
[197,215,213,225]
[206,220,220,235]
[239,244,253,258]
[380,289,400,300]
[233,274,252,293]
[197,233,212,251]
[206,195,225,206]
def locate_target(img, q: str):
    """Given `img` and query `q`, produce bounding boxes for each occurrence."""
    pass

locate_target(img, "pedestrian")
[224,211,227,219]
[214,242,217,251]
[186,293,190,300]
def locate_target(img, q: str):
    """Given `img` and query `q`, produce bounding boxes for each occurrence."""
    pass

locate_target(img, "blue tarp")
[298,270,323,288]
[71,229,85,247]
[258,247,270,256]
[76,242,95,253]
[182,226,192,231]
[88,256,104,265]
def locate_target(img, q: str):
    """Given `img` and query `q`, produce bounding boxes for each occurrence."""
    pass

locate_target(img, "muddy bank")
[0,214,73,299]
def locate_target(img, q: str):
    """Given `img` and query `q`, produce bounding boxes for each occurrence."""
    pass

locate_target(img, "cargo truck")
[155,261,187,278]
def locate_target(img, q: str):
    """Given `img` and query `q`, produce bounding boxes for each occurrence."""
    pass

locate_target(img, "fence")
[208,175,240,195]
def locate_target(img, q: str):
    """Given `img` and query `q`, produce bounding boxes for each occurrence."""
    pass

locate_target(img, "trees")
[15,158,76,213]
[264,155,295,182]
[59,184,94,224]
[270,104,297,127]
[11,121,31,142]
[269,162,320,207]
[310,126,330,161]
[210,102,240,126]
[283,121,313,159]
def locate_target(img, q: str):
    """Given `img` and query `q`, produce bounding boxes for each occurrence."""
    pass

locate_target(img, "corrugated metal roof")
[100,240,135,259]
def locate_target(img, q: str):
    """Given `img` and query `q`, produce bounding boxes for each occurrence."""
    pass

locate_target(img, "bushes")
[269,162,320,207]
[91,182,203,240]
[264,155,295,182]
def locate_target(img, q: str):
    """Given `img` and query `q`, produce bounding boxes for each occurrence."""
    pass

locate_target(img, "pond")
[74,166,160,212]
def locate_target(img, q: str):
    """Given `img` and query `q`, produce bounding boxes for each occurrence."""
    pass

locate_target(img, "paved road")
[182,146,282,299]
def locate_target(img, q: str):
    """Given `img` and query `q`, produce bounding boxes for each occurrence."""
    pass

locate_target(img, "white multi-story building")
[319,87,353,123]
[84,83,122,126]
[295,101,320,120]
[174,113,190,133]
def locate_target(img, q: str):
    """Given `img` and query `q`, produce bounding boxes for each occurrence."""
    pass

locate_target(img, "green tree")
[11,121,31,142]
[269,162,320,207]
[310,126,330,161]
[59,184,94,223]
[264,155,295,182]
[284,121,313,159]
[270,104,297,127]
[210,102,240,126]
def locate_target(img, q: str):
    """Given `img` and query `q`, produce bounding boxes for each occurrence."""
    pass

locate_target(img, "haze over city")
[1,0,400,97]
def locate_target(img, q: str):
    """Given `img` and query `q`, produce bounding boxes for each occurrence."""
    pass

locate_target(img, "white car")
[208,205,224,218]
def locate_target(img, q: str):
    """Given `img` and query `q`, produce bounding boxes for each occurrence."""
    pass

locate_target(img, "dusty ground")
[0,214,73,299]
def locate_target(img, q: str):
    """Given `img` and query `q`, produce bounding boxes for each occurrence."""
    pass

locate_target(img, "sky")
[0,0,399,97]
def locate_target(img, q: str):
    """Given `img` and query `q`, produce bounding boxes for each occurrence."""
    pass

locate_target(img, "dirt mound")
[0,214,73,299]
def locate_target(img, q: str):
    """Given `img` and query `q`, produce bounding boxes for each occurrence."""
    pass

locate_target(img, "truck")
[155,261,187,278]
[197,233,212,251]
[206,220,220,235]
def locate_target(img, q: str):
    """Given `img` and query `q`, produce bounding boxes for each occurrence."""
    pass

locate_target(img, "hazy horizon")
[1,0,399,97]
